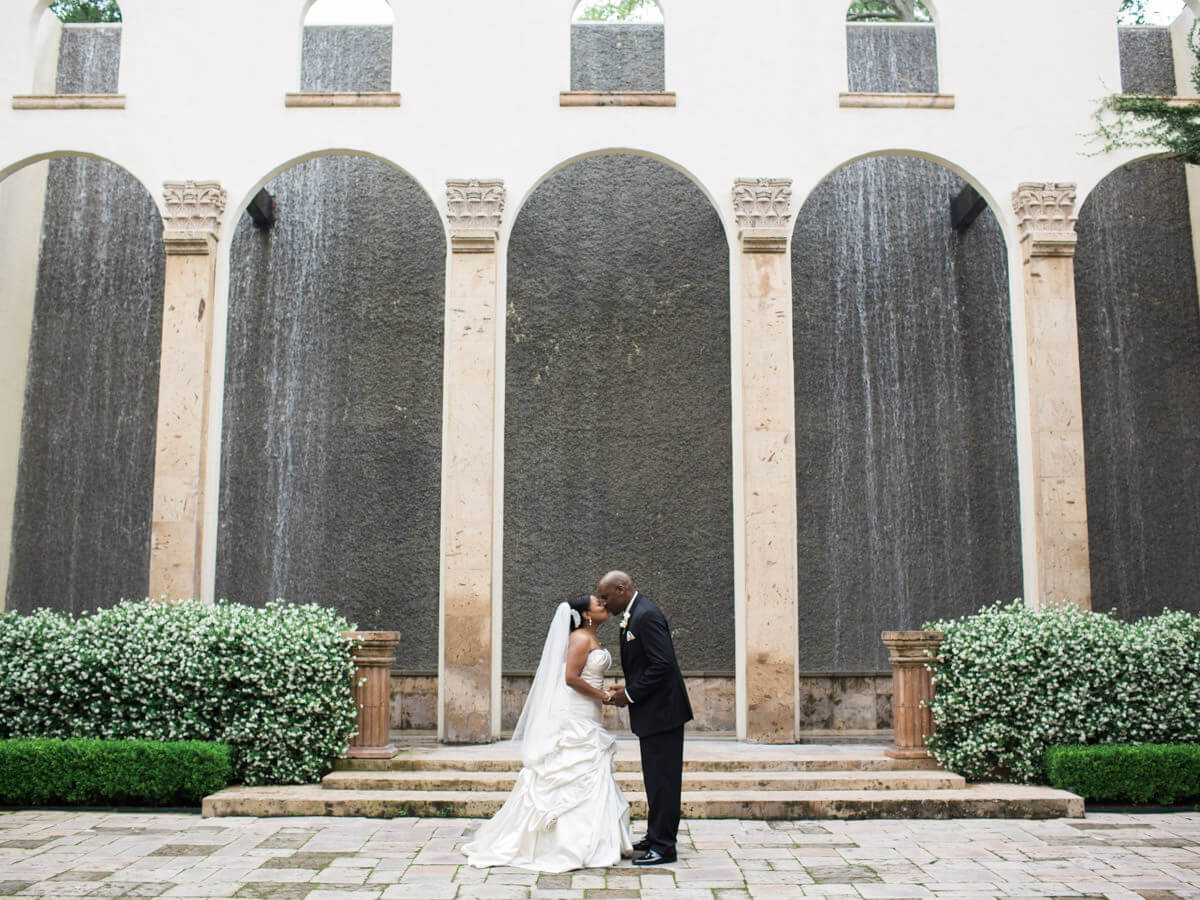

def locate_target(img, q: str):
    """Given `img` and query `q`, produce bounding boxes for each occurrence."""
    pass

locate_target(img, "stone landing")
[203,740,1083,820]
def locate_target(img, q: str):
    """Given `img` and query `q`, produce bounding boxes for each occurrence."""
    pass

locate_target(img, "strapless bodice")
[580,647,611,691]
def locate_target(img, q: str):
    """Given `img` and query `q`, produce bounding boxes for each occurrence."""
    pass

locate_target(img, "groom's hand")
[608,686,630,708]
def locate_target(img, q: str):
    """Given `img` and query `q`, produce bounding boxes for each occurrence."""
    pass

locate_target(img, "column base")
[345,744,398,760]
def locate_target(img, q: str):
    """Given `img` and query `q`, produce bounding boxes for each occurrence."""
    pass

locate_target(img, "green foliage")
[1046,744,1200,805]
[0,599,358,786]
[50,0,121,23]
[925,602,1200,783]
[577,0,655,22]
[0,738,230,806]
[846,1,932,23]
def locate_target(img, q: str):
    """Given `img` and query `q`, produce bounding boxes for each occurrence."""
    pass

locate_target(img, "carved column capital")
[447,178,504,252]
[1013,182,1078,257]
[733,177,792,253]
[162,180,227,254]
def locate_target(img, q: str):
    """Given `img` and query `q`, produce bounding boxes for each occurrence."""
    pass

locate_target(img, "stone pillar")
[733,178,800,743]
[439,179,504,744]
[882,630,942,761]
[148,181,227,601]
[1013,184,1092,610]
[345,631,401,759]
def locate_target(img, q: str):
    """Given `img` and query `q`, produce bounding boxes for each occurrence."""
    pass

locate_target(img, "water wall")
[301,26,392,92]
[1118,26,1176,95]
[55,24,120,93]
[1075,158,1200,620]
[793,156,1021,671]
[218,156,445,668]
[846,25,937,93]
[570,24,665,91]
[504,154,732,672]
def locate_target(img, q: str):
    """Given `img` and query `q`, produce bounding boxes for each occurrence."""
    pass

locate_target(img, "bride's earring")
[585,614,593,627]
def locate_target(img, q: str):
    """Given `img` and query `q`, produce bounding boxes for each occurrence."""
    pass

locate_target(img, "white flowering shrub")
[0,599,358,785]
[926,601,1200,783]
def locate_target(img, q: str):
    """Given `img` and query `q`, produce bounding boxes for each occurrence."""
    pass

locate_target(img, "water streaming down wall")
[570,24,665,92]
[793,156,1022,672]
[301,26,392,92]
[6,25,162,615]
[218,156,445,668]
[1074,158,1200,620]
[504,155,733,672]
[846,25,938,94]
[1118,26,1176,95]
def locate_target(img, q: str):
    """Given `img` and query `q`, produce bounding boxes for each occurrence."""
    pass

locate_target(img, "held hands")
[603,685,630,708]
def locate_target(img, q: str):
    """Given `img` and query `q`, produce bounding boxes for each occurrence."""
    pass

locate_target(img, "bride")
[463,594,634,872]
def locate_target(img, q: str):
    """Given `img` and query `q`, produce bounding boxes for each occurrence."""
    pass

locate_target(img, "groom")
[598,570,693,866]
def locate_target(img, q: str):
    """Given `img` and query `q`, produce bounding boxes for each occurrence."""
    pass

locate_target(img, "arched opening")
[845,0,937,94]
[792,153,1020,677]
[31,0,122,94]
[1075,156,1200,618]
[1117,0,1187,94]
[502,151,732,726]
[301,0,393,92]
[216,152,444,668]
[570,0,665,92]
[0,152,163,614]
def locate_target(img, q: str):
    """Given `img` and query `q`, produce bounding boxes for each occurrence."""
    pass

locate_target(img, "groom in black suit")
[598,570,693,866]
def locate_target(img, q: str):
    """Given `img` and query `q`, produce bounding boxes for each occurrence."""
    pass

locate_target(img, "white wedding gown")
[464,647,633,872]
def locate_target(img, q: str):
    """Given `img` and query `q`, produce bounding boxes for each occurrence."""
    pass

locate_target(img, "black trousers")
[638,725,684,853]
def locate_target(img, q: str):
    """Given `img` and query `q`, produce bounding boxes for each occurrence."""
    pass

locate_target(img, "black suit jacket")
[619,593,693,737]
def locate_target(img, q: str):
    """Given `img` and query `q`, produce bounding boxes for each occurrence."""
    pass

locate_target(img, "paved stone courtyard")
[1,810,1199,899]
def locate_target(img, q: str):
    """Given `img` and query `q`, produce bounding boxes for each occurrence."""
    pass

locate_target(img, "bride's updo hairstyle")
[567,594,593,631]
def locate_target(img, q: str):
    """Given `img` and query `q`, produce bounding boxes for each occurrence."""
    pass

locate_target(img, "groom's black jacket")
[620,594,693,737]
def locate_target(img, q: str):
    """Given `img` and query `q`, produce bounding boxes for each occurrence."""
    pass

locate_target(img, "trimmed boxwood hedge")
[0,738,231,806]
[1045,744,1200,805]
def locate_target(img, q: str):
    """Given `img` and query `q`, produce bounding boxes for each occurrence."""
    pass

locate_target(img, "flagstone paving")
[0,809,1198,899]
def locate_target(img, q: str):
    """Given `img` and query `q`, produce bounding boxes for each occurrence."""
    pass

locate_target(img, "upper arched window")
[1116,0,1185,95]
[570,0,665,93]
[846,0,937,94]
[32,0,122,95]
[301,0,393,93]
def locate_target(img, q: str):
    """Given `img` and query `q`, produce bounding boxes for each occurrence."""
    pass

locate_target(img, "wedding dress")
[464,606,633,872]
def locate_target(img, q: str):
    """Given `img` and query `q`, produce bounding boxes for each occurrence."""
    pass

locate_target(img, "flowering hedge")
[926,601,1200,783]
[0,599,358,785]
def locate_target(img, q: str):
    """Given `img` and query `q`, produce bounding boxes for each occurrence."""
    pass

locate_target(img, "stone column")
[1013,184,1092,610]
[345,631,401,759]
[148,181,227,601]
[439,179,504,744]
[733,178,800,743]
[881,630,942,761]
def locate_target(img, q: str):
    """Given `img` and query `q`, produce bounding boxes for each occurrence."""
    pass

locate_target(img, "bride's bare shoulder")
[567,629,601,652]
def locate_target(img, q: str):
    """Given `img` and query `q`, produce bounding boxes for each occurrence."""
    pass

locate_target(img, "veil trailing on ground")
[511,601,572,766]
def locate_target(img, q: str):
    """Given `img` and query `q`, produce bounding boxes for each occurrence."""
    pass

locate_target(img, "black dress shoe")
[633,848,676,866]
[632,839,651,852]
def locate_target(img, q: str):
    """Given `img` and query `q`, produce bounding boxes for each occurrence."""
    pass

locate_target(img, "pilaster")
[148,181,226,601]
[1013,182,1092,610]
[733,178,800,742]
[439,179,504,743]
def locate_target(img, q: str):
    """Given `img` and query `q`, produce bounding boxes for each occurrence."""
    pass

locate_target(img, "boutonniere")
[626,629,636,642]
[620,609,631,630]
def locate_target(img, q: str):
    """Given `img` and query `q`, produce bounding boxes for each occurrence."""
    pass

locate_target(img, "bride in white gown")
[464,595,634,872]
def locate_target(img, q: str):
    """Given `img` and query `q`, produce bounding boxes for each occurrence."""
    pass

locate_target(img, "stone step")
[203,783,1083,820]
[320,769,967,792]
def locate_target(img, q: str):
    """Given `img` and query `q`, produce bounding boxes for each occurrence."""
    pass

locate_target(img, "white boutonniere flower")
[620,609,631,630]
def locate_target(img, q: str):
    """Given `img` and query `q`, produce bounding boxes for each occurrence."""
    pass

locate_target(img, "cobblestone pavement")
[1,810,1199,899]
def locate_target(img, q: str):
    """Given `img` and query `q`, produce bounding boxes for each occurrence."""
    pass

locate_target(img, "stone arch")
[0,150,164,614]
[216,152,445,668]
[501,150,733,687]
[791,151,1022,671]
[1074,155,1200,619]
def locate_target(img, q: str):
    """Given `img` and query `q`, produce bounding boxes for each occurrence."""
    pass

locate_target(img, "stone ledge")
[12,93,125,110]
[839,91,955,109]
[284,91,403,108]
[560,90,676,107]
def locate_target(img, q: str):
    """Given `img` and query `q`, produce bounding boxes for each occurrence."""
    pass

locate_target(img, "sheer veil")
[511,601,572,766]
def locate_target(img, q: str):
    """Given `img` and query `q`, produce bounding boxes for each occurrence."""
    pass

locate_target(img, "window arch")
[845,0,938,94]
[31,0,122,95]
[570,0,665,92]
[1116,0,1186,95]
[300,0,393,93]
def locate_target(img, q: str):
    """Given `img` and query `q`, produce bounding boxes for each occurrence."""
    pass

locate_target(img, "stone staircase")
[202,740,1083,819]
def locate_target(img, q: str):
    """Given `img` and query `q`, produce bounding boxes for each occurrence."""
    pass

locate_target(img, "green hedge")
[0,599,358,785]
[926,602,1200,783]
[0,738,231,806]
[1046,744,1200,805]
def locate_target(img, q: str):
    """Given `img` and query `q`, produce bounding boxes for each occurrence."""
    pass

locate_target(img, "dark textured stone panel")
[570,24,665,92]
[218,156,444,668]
[55,25,121,94]
[1075,158,1200,620]
[7,158,164,614]
[301,25,392,93]
[846,25,938,94]
[504,154,732,672]
[793,156,1022,671]
[1118,27,1176,95]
